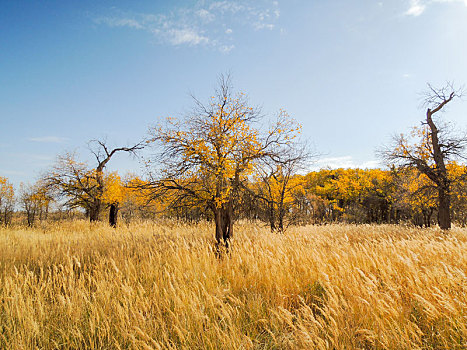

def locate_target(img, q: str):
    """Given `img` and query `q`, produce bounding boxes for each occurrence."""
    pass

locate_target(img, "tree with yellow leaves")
[44,139,143,225]
[447,162,467,226]
[19,180,53,226]
[101,172,126,227]
[119,175,160,222]
[311,168,394,224]
[391,167,437,227]
[251,142,311,232]
[146,75,302,248]
[0,176,15,226]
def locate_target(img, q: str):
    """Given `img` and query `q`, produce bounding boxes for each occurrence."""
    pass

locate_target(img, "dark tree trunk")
[278,207,285,233]
[426,105,453,230]
[268,202,276,232]
[438,187,451,230]
[26,210,35,227]
[422,207,433,228]
[214,203,233,252]
[109,203,119,228]
[89,200,101,222]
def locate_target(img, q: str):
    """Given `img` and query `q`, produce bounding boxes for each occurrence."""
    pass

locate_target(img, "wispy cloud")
[312,156,381,170]
[27,154,54,162]
[404,0,467,17]
[0,169,27,176]
[94,0,280,52]
[405,0,426,16]
[167,28,209,46]
[196,9,215,23]
[28,136,69,143]
[220,44,235,53]
[96,17,143,29]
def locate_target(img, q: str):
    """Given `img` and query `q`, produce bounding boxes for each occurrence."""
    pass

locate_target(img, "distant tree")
[303,169,337,222]
[101,172,127,227]
[0,177,15,226]
[146,75,302,249]
[380,83,466,229]
[448,162,467,226]
[119,176,157,222]
[251,141,311,232]
[392,168,437,227]
[309,168,394,224]
[19,181,52,226]
[44,139,143,225]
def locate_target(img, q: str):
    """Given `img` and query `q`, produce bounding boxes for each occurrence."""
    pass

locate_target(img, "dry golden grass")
[0,221,466,349]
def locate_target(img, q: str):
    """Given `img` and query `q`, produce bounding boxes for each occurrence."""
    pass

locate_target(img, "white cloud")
[405,0,426,16]
[254,22,275,30]
[360,160,381,168]
[435,0,467,4]
[94,17,143,29]
[315,156,355,169]
[95,1,280,52]
[167,28,209,46]
[404,0,467,16]
[28,136,69,143]
[220,44,235,53]
[209,1,245,14]
[253,6,279,30]
[196,9,215,22]
[312,156,381,170]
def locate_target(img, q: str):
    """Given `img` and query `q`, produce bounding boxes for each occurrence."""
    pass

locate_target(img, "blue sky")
[2,0,467,188]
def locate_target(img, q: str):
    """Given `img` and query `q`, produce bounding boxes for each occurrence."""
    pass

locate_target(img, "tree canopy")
[146,76,303,246]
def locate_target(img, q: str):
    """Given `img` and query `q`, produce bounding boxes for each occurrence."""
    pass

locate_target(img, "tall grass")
[0,221,465,349]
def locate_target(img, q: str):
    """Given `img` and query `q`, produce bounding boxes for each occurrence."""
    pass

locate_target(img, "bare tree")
[380,83,466,229]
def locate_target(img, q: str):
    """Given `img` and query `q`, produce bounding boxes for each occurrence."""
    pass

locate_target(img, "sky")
[2,0,467,188]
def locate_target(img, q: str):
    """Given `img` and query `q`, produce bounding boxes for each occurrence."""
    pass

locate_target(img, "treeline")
[148,163,467,229]
[2,163,467,229]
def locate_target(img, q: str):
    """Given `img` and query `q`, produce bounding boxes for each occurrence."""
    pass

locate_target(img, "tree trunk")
[27,210,35,227]
[89,200,101,222]
[268,202,276,232]
[278,206,285,233]
[214,203,233,251]
[426,106,453,230]
[422,207,433,228]
[438,187,451,230]
[109,203,119,228]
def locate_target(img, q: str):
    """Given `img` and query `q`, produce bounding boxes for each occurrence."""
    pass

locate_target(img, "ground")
[0,221,465,349]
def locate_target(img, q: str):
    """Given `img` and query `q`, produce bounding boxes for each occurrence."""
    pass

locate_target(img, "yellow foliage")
[102,172,125,205]
[0,177,15,205]
[152,90,302,212]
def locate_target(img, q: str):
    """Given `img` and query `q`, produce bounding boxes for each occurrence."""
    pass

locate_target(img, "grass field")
[0,221,465,349]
